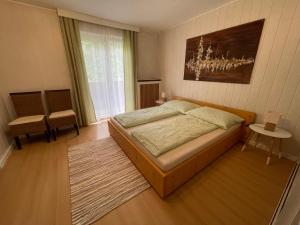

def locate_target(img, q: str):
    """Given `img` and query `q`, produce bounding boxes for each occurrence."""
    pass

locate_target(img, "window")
[80,22,125,120]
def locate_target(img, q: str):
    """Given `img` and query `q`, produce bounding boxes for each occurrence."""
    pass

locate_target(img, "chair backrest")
[45,89,73,113]
[10,91,44,117]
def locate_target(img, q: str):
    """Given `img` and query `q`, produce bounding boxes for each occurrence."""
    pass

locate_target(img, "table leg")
[14,136,21,150]
[241,130,254,152]
[266,137,275,165]
[278,139,282,159]
[254,133,260,148]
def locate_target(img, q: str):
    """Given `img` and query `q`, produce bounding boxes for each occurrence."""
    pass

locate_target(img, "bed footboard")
[108,119,242,198]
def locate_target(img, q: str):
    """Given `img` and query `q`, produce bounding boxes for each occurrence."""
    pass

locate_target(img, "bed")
[108,96,256,198]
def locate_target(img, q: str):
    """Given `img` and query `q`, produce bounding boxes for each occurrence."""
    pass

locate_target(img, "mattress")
[111,115,241,172]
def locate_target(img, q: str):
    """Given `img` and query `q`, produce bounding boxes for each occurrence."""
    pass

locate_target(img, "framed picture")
[184,19,264,84]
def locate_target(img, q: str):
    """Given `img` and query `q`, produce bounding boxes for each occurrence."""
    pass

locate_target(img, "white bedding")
[111,115,241,172]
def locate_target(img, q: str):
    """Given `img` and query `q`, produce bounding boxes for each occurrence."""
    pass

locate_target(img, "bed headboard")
[173,96,256,126]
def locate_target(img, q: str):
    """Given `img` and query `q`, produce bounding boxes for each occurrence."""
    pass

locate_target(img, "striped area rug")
[68,137,150,225]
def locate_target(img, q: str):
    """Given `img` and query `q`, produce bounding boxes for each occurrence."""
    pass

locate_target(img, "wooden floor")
[0,121,295,225]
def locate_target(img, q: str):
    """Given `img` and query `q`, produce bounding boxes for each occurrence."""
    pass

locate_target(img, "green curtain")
[123,30,138,112]
[59,17,96,126]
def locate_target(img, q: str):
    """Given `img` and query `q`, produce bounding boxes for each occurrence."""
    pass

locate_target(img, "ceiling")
[15,0,233,31]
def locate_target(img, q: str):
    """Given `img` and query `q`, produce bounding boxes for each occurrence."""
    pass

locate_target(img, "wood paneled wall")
[159,0,300,156]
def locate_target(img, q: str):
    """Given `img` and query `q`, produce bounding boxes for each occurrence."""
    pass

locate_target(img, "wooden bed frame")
[108,96,256,198]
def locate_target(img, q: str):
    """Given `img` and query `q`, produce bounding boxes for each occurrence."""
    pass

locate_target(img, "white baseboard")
[0,143,13,169]
[281,152,299,163]
[248,140,299,163]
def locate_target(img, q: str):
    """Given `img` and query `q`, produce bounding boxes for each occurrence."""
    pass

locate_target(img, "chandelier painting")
[184,19,264,84]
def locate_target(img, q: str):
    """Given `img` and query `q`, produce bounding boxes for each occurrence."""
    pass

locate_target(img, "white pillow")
[163,100,200,113]
[186,107,244,129]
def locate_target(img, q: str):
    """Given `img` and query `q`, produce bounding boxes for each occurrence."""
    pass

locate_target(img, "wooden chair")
[45,89,79,140]
[8,91,50,149]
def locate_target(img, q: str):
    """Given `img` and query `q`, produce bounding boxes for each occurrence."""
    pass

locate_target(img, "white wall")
[159,0,300,156]
[0,0,161,164]
[137,31,160,80]
[0,0,72,161]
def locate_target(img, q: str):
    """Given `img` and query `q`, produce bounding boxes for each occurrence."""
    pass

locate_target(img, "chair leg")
[14,136,22,150]
[52,129,57,141]
[45,131,50,143]
[74,124,79,135]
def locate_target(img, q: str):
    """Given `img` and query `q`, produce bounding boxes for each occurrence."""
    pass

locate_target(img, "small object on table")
[264,122,276,131]
[263,111,281,131]
[241,124,292,165]
[156,92,168,105]
[155,99,167,106]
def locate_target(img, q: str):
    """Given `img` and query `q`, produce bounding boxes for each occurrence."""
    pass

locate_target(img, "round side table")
[241,124,292,165]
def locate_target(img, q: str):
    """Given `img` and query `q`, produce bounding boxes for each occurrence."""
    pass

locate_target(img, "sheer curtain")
[79,22,125,120]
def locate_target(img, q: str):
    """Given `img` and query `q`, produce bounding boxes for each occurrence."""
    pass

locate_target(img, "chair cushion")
[49,109,75,119]
[8,115,45,126]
